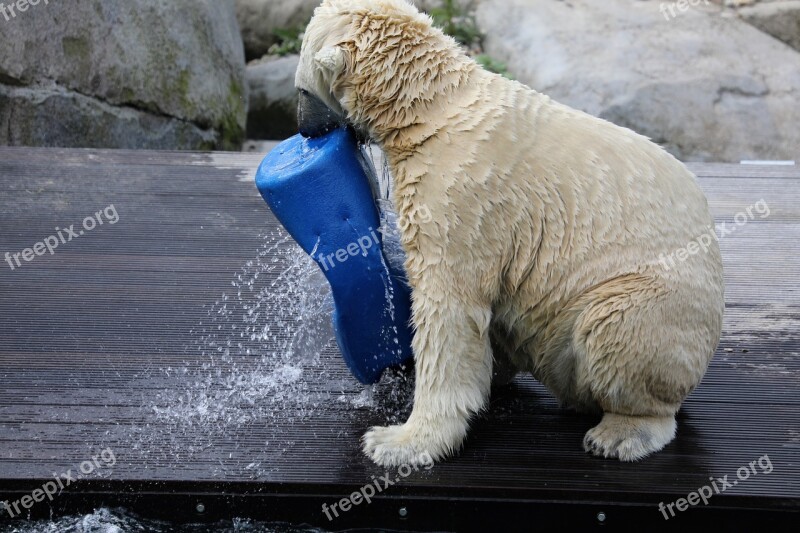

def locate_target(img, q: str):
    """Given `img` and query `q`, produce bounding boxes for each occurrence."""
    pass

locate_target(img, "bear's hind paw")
[583,413,677,461]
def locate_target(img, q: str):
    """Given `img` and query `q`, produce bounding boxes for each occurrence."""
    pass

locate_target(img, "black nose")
[297,89,342,138]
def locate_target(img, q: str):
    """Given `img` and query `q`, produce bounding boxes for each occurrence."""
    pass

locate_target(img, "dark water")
[0,507,327,533]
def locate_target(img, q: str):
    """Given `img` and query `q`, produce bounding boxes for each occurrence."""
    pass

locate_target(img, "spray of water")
[0,507,328,533]
[132,225,414,463]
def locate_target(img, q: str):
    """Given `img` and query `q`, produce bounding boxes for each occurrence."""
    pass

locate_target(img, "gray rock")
[476,0,800,162]
[413,0,450,11]
[0,0,247,150]
[236,0,320,60]
[246,55,300,140]
[0,83,218,150]
[412,0,476,12]
[740,0,800,52]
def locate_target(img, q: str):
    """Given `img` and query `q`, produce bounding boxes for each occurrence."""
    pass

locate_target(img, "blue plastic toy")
[255,127,414,384]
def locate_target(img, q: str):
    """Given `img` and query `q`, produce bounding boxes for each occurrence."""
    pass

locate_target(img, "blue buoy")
[255,127,414,384]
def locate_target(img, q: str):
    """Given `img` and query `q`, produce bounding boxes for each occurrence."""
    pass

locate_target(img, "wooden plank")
[0,147,797,529]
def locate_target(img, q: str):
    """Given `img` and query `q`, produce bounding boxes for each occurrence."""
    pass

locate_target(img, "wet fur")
[297,0,725,466]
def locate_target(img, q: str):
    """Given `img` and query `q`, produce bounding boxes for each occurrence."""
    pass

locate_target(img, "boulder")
[476,0,800,162]
[0,0,247,150]
[740,1,800,52]
[236,0,320,60]
[246,55,300,140]
[413,0,452,10]
[0,83,218,149]
[412,0,476,13]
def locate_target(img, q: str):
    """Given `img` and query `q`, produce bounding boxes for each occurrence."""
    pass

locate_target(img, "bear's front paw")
[362,424,435,467]
[362,415,468,467]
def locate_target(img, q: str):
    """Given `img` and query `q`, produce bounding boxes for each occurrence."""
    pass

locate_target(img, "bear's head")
[296,0,474,144]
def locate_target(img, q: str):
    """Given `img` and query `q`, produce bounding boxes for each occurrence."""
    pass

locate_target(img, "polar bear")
[295,0,725,466]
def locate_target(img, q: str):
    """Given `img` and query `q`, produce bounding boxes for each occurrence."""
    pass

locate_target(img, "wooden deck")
[0,147,798,531]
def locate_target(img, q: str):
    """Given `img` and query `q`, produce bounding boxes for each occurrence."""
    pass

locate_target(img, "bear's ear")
[314,46,348,82]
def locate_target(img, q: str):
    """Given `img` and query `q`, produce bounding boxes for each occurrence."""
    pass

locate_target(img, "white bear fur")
[297,0,725,466]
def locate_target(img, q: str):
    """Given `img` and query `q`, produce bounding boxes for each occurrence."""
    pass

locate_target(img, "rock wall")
[246,55,300,140]
[476,0,800,162]
[2,0,798,161]
[0,0,248,150]
[740,1,800,53]
[236,0,320,60]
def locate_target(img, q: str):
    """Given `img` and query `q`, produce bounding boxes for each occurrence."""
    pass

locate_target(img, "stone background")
[1,0,798,161]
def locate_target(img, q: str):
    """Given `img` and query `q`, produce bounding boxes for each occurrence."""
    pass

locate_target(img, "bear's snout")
[297,89,342,139]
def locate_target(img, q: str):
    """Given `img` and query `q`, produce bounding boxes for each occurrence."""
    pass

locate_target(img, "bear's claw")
[583,413,677,462]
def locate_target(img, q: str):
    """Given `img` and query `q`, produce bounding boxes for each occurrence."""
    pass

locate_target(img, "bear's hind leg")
[569,275,718,461]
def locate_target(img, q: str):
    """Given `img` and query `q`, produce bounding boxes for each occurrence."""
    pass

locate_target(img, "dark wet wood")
[0,147,798,531]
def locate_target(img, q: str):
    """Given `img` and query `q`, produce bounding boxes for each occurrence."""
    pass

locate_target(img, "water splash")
[136,230,338,450]
[130,227,414,463]
[377,198,408,278]
[124,145,418,468]
[0,507,328,533]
